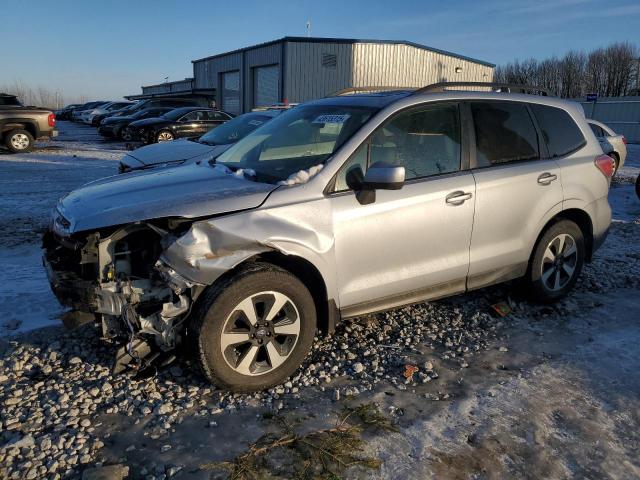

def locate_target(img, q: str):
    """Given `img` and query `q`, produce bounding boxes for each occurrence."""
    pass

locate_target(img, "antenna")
[306,19,311,37]
[163,76,169,83]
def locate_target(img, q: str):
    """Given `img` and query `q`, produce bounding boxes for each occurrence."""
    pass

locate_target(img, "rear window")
[530,104,586,158]
[471,101,539,165]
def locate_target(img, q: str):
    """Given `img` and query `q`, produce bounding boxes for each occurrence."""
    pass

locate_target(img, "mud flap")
[112,338,152,375]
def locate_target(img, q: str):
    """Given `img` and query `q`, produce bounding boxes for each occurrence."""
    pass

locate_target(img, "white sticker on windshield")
[312,114,351,124]
[248,120,264,126]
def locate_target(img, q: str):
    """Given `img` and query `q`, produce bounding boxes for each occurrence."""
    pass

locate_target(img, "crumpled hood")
[57,163,276,234]
[126,139,216,166]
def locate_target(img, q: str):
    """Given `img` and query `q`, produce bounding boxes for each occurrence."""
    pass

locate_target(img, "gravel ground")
[0,124,639,479]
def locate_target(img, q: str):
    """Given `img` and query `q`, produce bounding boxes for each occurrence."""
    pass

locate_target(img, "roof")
[191,36,495,68]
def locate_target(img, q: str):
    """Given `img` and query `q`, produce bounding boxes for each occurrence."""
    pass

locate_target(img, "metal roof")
[191,36,495,68]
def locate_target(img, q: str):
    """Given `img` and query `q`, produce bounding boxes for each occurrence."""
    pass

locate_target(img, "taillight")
[594,154,615,179]
[48,113,56,127]
[622,135,627,145]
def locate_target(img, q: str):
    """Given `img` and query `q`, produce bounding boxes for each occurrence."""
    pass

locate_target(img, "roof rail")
[412,82,552,96]
[328,86,415,97]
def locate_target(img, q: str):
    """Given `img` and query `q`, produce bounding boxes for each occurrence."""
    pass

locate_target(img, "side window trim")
[326,100,467,194]
[525,103,550,159]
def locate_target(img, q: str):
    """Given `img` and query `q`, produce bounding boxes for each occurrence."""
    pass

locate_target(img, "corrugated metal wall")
[580,97,640,143]
[192,39,494,111]
[285,41,353,103]
[352,43,494,89]
[193,44,283,112]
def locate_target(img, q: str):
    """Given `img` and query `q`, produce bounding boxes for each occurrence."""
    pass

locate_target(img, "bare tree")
[495,41,638,98]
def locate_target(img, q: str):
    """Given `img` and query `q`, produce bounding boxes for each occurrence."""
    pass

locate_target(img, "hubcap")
[541,233,578,291]
[10,133,29,150]
[220,291,300,376]
[157,132,174,142]
[122,128,132,141]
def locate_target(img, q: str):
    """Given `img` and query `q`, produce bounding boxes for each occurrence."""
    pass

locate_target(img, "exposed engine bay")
[43,221,204,374]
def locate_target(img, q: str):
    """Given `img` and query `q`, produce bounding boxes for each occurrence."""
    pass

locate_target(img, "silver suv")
[43,83,613,391]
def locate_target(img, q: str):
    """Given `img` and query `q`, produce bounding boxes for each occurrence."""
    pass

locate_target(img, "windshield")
[215,104,377,184]
[162,108,194,121]
[131,108,165,119]
[199,112,274,146]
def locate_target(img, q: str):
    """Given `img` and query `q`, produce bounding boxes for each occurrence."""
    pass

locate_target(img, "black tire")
[529,219,585,302]
[636,175,640,200]
[189,263,316,392]
[4,129,34,153]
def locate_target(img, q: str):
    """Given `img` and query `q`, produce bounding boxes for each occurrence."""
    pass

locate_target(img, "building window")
[322,53,337,68]
[455,66,463,73]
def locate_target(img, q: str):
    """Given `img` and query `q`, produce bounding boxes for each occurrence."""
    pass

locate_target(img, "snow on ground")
[0,123,639,479]
[0,122,125,333]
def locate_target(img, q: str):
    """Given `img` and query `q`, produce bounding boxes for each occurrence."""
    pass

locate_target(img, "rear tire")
[529,220,585,302]
[5,129,34,153]
[189,263,316,392]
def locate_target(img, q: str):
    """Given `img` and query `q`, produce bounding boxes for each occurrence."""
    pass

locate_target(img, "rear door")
[329,102,476,312]
[467,100,563,289]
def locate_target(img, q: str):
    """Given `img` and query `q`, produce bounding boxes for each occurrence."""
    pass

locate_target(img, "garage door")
[253,65,279,108]
[221,71,240,115]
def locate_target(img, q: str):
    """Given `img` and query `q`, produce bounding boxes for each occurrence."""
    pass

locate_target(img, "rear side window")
[471,101,539,165]
[530,104,586,158]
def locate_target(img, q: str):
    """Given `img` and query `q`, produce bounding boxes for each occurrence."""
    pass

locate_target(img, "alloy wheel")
[157,131,174,142]
[540,233,578,291]
[10,133,30,150]
[220,291,301,376]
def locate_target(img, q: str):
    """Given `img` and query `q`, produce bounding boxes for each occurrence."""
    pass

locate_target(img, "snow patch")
[211,164,256,179]
[278,164,324,186]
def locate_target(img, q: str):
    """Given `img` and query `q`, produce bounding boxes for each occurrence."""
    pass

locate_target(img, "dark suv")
[128,107,232,143]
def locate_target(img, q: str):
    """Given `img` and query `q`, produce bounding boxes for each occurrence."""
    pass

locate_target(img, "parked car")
[95,98,204,128]
[71,101,108,122]
[127,107,232,144]
[1,93,57,153]
[98,107,174,140]
[119,109,283,172]
[78,101,133,125]
[55,104,82,120]
[43,83,613,391]
[587,119,627,174]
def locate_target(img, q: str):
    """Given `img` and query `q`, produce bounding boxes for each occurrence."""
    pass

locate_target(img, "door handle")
[446,191,473,205]
[537,172,558,185]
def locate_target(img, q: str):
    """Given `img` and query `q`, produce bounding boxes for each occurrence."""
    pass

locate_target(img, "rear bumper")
[589,195,612,257]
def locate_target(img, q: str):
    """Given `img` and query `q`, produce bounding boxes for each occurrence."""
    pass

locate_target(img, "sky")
[1,0,639,101]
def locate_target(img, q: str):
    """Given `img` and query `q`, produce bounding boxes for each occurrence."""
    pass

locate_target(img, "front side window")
[332,102,461,191]
[531,104,586,158]
[471,101,539,165]
[370,103,461,180]
[216,104,377,184]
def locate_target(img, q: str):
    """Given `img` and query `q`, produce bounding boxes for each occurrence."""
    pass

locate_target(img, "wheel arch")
[528,208,594,270]
[1,120,38,139]
[201,251,338,336]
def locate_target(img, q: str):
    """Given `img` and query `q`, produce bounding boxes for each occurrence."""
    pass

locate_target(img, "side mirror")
[362,161,405,190]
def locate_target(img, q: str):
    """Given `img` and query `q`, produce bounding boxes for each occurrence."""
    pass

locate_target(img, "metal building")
[125,78,215,105]
[191,37,495,115]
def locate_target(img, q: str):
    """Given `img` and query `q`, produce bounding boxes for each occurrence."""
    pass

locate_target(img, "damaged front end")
[43,221,203,374]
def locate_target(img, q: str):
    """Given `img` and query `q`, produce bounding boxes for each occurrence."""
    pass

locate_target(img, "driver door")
[329,102,476,313]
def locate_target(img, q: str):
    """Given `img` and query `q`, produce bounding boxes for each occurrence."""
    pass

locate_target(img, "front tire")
[189,263,316,392]
[5,129,34,153]
[529,220,585,302]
